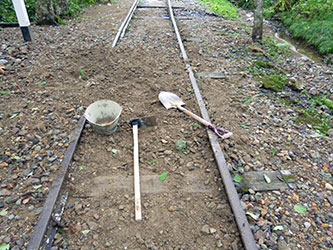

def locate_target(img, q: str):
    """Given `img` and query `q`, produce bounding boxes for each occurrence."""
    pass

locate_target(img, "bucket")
[84,100,122,135]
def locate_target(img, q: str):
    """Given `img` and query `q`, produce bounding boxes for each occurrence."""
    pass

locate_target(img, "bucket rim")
[84,100,122,127]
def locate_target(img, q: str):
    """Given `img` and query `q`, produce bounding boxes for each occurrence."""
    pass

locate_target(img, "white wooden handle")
[133,124,142,221]
[178,106,210,127]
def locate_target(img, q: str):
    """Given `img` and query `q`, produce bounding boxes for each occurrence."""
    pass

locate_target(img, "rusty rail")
[27,116,86,250]
[166,0,257,249]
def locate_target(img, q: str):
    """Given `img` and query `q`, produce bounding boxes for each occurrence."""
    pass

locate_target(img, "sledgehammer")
[130,117,157,221]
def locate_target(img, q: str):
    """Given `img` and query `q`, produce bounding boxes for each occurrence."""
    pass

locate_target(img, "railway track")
[27,0,257,249]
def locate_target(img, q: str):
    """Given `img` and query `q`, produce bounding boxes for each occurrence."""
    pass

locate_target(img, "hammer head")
[130,116,157,128]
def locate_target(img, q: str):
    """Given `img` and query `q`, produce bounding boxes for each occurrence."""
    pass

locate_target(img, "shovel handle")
[178,106,232,139]
[132,124,142,221]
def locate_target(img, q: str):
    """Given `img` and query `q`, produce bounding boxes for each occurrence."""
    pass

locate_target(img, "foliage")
[0,0,35,22]
[232,0,333,55]
[0,0,110,22]
[283,13,333,54]
[199,0,239,18]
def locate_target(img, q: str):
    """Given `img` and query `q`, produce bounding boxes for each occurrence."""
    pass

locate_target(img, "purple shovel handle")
[208,124,233,140]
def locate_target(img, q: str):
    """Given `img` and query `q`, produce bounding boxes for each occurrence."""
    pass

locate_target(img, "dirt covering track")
[0,0,333,249]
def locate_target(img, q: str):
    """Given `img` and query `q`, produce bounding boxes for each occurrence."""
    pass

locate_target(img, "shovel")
[130,117,157,221]
[158,91,232,139]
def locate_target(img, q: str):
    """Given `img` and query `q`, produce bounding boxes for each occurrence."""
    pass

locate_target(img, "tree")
[35,0,69,25]
[252,0,263,41]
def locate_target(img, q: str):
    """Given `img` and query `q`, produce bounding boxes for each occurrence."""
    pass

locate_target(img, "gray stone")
[0,59,8,64]
[0,189,11,196]
[31,178,40,185]
[242,170,290,192]
[16,238,25,247]
[201,224,210,234]
[164,150,172,155]
[304,222,311,228]
[328,129,333,137]
[48,156,57,162]
[311,152,320,159]
[278,240,291,250]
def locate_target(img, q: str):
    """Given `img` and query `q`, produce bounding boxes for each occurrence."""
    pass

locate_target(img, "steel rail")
[166,0,258,249]
[27,116,86,250]
[112,0,140,47]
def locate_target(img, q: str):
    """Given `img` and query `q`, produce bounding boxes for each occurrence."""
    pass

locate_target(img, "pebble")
[311,152,320,159]
[201,225,211,234]
[328,129,333,137]
[164,150,172,155]
[304,222,311,229]
[0,189,11,196]
[0,59,8,64]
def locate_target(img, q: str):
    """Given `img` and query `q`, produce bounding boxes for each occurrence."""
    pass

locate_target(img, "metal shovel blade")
[158,91,185,109]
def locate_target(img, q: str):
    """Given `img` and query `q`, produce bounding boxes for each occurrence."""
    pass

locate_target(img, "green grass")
[199,0,239,18]
[295,111,331,135]
[259,74,288,92]
[0,0,112,22]
[283,13,333,54]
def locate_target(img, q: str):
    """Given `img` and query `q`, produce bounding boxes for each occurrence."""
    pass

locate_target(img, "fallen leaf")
[82,229,90,235]
[111,149,118,154]
[246,211,259,220]
[0,68,5,75]
[263,174,271,184]
[9,112,19,119]
[66,108,75,113]
[33,184,42,189]
[248,46,265,53]
[23,198,30,204]
[0,89,9,94]
[273,225,284,231]
[261,207,268,217]
[233,174,243,183]
[294,204,307,214]
[0,162,8,168]
[0,208,8,216]
[240,124,250,129]
[0,243,10,250]
[325,183,333,190]
[160,172,168,182]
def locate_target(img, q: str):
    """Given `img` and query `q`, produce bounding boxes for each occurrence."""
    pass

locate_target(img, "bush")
[0,0,107,23]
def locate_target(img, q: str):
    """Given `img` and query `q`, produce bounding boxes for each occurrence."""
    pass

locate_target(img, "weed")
[258,74,287,92]
[295,110,331,135]
[199,0,239,18]
[270,148,277,156]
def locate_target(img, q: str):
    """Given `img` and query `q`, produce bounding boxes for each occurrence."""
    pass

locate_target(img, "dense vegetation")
[0,0,108,23]
[234,0,333,55]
